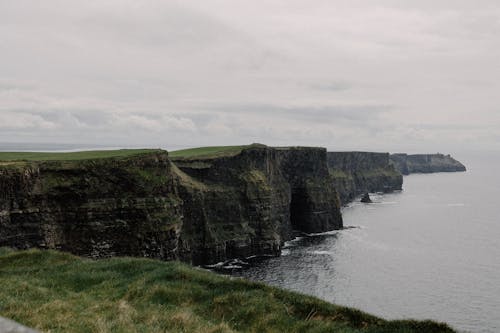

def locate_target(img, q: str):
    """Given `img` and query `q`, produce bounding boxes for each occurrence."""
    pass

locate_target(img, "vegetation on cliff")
[169,145,252,160]
[0,149,162,163]
[0,248,455,333]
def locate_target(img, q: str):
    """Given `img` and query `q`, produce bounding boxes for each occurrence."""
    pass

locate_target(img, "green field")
[0,149,162,162]
[0,248,455,333]
[169,144,267,160]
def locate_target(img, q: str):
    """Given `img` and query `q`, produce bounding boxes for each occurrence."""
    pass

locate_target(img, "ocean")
[234,152,500,333]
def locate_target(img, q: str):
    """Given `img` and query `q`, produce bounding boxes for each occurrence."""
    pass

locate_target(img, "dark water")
[234,153,500,333]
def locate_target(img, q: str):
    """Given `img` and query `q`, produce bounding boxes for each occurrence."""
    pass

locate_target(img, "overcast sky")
[1,0,499,153]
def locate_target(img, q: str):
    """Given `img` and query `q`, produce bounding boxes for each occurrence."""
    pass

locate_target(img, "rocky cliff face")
[0,146,342,265]
[390,153,466,175]
[327,152,403,204]
[173,146,342,264]
[0,152,182,260]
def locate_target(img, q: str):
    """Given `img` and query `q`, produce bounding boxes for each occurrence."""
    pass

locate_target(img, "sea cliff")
[327,152,403,204]
[0,150,183,261]
[390,153,466,175]
[172,145,342,264]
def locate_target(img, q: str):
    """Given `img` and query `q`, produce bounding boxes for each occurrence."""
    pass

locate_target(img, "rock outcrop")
[360,193,372,203]
[327,152,403,205]
[0,146,342,265]
[390,153,466,175]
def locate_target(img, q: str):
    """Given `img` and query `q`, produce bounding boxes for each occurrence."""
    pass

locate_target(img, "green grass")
[0,249,455,333]
[329,169,352,179]
[0,149,163,162]
[169,144,265,160]
[329,168,401,179]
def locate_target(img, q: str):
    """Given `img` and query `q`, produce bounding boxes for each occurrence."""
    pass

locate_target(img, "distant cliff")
[327,152,403,204]
[390,153,466,175]
[0,146,342,265]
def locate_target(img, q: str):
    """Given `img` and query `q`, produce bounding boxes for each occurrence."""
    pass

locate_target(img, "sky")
[1,0,499,153]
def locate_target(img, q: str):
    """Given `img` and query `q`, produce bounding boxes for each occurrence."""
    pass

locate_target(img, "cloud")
[0,0,499,152]
[204,103,391,125]
[308,82,351,92]
[114,114,197,132]
[0,111,57,130]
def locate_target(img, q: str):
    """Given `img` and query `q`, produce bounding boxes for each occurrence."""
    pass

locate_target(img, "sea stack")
[361,193,372,203]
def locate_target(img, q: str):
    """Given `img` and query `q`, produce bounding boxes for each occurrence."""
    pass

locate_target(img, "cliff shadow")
[290,188,309,231]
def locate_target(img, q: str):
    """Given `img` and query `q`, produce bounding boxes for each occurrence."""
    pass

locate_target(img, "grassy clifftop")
[0,149,163,162]
[169,144,267,160]
[0,249,455,333]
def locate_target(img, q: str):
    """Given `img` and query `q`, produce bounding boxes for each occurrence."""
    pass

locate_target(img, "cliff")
[390,153,466,175]
[327,152,403,204]
[0,146,342,265]
[0,150,183,261]
[172,145,342,264]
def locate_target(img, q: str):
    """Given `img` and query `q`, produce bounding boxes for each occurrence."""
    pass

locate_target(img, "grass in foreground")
[169,144,264,160]
[0,249,455,333]
[0,149,162,162]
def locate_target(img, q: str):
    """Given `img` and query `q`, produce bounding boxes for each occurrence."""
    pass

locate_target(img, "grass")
[169,144,265,160]
[329,167,401,179]
[0,249,455,333]
[329,169,352,179]
[0,149,163,162]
